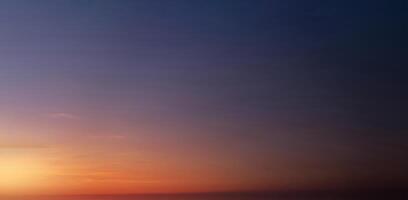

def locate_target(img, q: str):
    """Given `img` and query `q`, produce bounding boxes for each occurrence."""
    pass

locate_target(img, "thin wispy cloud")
[48,112,79,120]
[0,143,48,149]
[90,134,126,140]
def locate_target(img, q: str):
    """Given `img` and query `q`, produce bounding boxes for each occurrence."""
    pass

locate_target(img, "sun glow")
[0,154,51,194]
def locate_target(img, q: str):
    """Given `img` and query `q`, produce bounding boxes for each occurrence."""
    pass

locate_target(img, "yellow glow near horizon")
[0,154,50,194]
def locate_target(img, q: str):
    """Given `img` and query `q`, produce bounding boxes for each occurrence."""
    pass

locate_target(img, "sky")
[0,0,407,196]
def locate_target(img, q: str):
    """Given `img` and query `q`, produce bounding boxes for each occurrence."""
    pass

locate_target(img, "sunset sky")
[0,0,407,196]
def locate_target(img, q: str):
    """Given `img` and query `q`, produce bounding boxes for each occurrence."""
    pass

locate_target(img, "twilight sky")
[0,0,407,195]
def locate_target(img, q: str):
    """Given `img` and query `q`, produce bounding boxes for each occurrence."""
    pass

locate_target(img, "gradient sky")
[0,0,407,195]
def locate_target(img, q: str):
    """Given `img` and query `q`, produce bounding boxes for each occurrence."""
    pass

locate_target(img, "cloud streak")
[48,112,79,120]
[0,142,48,149]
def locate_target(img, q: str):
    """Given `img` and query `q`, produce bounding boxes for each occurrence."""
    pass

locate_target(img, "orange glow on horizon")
[0,118,274,195]
[0,153,57,195]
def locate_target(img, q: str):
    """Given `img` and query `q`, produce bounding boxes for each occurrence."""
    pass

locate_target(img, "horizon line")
[2,187,406,197]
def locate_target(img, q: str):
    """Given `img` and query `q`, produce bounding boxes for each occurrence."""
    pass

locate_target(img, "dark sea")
[4,194,394,200]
